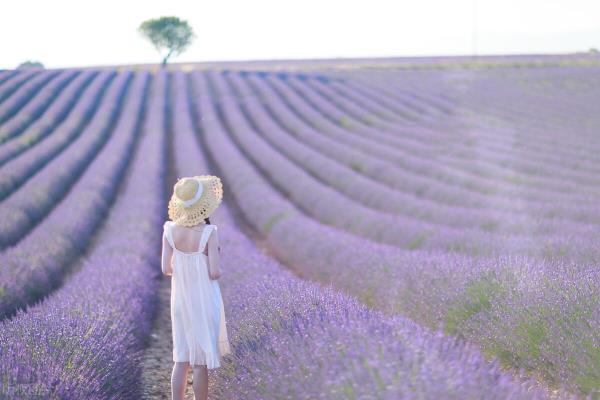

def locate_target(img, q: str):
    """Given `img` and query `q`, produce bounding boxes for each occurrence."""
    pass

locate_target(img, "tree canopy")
[17,60,44,69]
[138,16,195,67]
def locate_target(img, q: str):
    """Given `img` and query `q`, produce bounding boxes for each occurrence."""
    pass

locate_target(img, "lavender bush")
[0,71,146,319]
[0,70,102,166]
[0,70,61,127]
[0,70,80,143]
[0,69,167,399]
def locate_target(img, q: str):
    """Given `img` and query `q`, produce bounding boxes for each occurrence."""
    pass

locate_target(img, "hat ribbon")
[181,179,204,208]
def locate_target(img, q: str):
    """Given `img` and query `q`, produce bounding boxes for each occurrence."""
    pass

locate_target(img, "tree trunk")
[161,48,175,69]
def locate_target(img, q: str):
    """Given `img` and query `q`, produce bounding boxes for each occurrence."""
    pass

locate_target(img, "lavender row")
[283,74,600,202]
[0,71,147,320]
[268,72,595,206]
[237,72,600,237]
[0,72,130,246]
[0,70,102,166]
[191,70,598,396]
[0,69,167,399]
[0,71,61,128]
[0,70,80,144]
[0,71,115,200]
[338,69,600,177]
[354,68,600,154]
[165,71,556,399]
[211,208,559,400]
[302,67,600,394]
[211,71,600,262]
[0,74,129,248]
[0,70,39,105]
[262,72,600,219]
[324,77,419,124]
[441,67,600,132]
[0,71,18,88]
[325,77,600,179]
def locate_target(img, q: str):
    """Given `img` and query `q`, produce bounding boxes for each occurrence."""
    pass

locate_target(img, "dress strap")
[163,221,175,249]
[197,225,214,253]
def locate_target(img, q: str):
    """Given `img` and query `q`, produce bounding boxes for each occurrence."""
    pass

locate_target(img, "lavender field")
[0,56,598,399]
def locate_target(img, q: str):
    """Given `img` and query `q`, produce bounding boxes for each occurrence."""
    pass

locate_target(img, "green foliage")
[17,60,44,69]
[138,16,196,66]
[444,276,504,336]
[480,220,499,232]
[575,340,600,395]
[349,162,363,172]
[407,233,427,249]
[263,211,290,235]
[338,116,353,128]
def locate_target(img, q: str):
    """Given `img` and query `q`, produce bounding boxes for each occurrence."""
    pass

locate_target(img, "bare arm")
[161,232,174,276]
[207,228,221,279]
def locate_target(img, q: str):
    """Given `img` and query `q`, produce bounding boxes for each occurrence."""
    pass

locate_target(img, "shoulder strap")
[197,225,215,253]
[163,221,175,248]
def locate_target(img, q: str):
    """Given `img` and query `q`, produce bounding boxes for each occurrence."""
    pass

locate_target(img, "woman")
[161,175,231,400]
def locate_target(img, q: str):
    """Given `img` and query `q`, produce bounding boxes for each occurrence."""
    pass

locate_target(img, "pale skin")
[161,220,222,400]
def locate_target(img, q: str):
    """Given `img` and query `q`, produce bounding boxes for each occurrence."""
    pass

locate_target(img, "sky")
[1,0,599,69]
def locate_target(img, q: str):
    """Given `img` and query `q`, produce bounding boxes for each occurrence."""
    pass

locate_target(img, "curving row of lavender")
[0,70,104,167]
[307,70,600,196]
[191,69,599,396]
[229,72,600,240]
[277,70,600,224]
[253,71,600,223]
[0,70,167,399]
[205,70,598,264]
[166,69,557,399]
[284,72,600,204]
[0,70,80,144]
[347,68,600,162]
[0,71,144,319]
[308,76,600,191]
[320,77,600,196]
[0,71,116,202]
[0,70,62,128]
[0,72,129,237]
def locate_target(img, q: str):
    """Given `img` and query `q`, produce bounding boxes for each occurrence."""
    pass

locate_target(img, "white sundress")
[163,220,232,369]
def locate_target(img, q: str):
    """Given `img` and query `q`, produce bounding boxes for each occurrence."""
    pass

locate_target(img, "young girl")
[161,175,231,400]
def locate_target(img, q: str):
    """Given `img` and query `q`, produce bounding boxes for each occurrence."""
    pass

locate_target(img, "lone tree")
[17,61,44,70]
[138,16,195,67]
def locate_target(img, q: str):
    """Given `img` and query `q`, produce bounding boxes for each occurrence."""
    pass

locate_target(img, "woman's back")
[170,222,214,255]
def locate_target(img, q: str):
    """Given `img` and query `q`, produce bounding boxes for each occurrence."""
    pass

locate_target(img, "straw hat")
[168,175,223,227]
